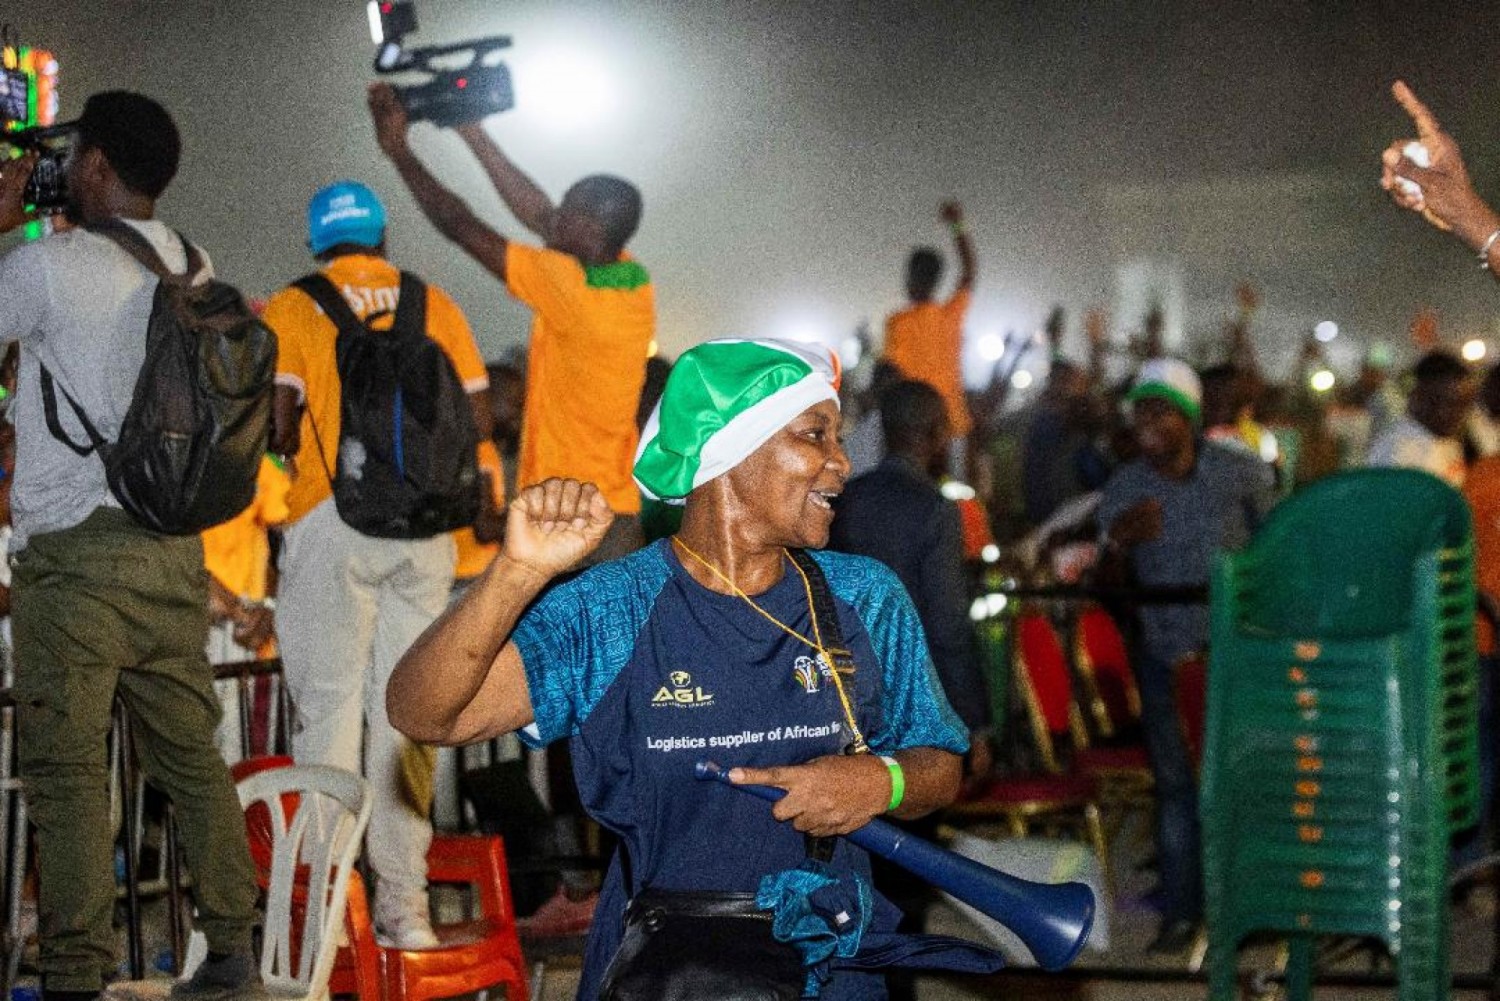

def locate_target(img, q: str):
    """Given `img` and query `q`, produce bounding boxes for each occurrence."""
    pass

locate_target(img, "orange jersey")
[201,456,292,600]
[1466,455,1500,655]
[506,244,655,514]
[264,254,489,525]
[452,438,505,581]
[883,288,973,436]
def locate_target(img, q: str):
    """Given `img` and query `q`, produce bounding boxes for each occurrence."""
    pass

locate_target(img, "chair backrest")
[236,765,372,1001]
[1230,467,1472,639]
[1072,606,1140,738]
[1013,610,1089,771]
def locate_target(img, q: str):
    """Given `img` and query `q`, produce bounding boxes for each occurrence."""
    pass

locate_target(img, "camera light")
[1314,320,1338,343]
[1462,339,1487,362]
[368,1,385,44]
[456,77,468,89]
[1011,370,1034,390]
[1310,369,1335,393]
[977,333,1006,362]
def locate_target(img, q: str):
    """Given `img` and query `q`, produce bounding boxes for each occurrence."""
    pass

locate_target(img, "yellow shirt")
[882,288,973,436]
[201,457,292,600]
[264,255,489,525]
[505,244,655,514]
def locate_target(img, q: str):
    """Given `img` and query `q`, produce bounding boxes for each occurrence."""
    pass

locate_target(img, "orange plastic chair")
[375,834,529,1001]
[233,756,529,1001]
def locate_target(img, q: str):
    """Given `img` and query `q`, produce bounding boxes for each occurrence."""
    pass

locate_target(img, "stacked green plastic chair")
[1201,468,1479,1001]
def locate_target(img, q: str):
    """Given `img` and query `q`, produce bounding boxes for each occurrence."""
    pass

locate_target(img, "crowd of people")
[0,73,1494,1001]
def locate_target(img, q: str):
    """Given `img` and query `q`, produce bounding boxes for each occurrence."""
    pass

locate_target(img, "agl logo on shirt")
[652,670,714,707]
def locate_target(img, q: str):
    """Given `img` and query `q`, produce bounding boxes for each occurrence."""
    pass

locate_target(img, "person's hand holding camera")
[367,83,412,159]
[0,152,38,234]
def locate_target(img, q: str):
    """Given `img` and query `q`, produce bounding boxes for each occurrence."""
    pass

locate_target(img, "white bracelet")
[1478,229,1500,271]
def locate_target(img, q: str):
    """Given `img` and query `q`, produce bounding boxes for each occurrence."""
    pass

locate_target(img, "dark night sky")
[13,0,1500,386]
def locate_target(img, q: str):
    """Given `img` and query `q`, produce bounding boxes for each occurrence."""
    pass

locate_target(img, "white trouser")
[276,498,455,908]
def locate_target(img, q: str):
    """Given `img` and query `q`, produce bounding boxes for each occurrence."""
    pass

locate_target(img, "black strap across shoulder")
[289,270,431,490]
[86,218,204,283]
[41,220,206,456]
[292,270,428,340]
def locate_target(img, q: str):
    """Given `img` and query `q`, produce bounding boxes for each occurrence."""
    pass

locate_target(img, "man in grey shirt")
[0,92,260,1001]
[1097,358,1275,955]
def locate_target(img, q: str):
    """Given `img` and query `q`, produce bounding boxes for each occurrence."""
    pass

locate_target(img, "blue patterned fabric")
[809,549,968,753]
[758,861,874,997]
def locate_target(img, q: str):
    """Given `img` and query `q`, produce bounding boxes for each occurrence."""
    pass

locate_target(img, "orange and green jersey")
[201,456,292,600]
[506,243,655,514]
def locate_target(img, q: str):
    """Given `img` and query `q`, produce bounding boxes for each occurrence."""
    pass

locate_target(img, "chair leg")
[1284,935,1314,1001]
[1081,802,1113,900]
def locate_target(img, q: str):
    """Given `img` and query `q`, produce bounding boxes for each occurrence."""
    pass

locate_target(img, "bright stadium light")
[1314,320,1339,343]
[977,333,1007,362]
[1463,339,1488,362]
[1310,369,1336,392]
[514,47,616,133]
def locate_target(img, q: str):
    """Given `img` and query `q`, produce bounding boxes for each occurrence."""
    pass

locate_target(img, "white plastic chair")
[106,765,371,1001]
[239,764,371,1001]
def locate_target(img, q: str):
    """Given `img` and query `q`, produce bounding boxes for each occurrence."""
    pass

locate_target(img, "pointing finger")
[1392,81,1441,142]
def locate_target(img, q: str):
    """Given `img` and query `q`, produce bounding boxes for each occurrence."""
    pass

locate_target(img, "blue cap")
[307,181,386,255]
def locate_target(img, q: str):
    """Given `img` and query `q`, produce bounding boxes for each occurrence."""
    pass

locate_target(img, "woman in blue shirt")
[388,338,970,999]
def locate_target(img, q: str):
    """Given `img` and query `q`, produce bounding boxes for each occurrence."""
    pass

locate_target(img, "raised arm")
[941,200,977,292]
[455,121,556,241]
[1382,81,1500,277]
[368,84,510,282]
[386,478,614,745]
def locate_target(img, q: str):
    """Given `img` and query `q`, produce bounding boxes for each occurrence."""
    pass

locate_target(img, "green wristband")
[879,755,905,812]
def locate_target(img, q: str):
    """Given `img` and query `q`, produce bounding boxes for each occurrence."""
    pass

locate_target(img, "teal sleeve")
[812,551,969,754]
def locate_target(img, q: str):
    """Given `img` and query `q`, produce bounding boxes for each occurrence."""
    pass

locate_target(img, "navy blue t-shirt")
[512,540,968,1000]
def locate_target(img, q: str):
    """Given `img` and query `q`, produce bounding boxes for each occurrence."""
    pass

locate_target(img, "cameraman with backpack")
[0,92,263,1001]
[262,180,499,949]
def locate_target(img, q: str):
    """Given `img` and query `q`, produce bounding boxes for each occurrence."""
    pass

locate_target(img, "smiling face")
[719,399,850,550]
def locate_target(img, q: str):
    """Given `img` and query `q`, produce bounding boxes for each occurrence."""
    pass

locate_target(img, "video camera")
[368,1,514,128]
[3,123,73,215]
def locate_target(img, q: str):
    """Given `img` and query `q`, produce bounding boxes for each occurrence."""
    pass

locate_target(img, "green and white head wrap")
[634,338,843,504]
[1125,357,1203,425]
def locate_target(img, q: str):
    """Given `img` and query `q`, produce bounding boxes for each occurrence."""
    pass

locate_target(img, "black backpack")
[292,271,480,539]
[41,220,275,535]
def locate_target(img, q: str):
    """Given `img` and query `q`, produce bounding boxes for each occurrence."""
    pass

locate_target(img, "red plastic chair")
[232,756,529,1001]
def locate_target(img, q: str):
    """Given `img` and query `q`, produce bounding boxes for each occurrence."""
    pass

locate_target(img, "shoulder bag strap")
[39,363,107,457]
[785,548,862,862]
[170,228,206,282]
[392,271,428,338]
[84,218,174,280]
[289,273,371,489]
[786,549,854,671]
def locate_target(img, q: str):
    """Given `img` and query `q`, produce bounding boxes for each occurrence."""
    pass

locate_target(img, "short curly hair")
[76,91,181,199]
